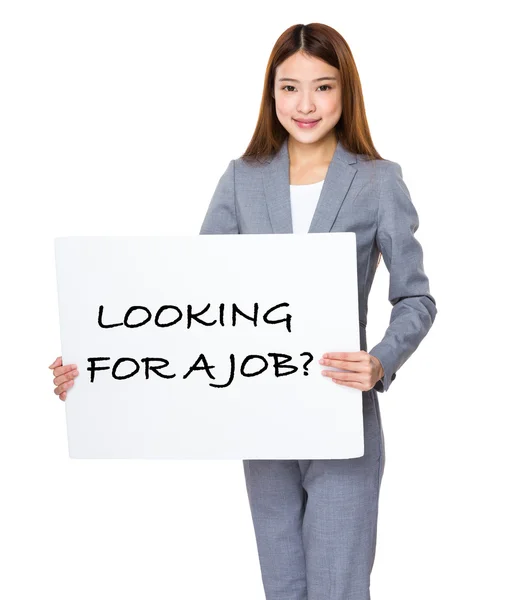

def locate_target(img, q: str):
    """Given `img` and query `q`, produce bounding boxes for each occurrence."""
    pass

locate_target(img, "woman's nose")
[296,93,315,113]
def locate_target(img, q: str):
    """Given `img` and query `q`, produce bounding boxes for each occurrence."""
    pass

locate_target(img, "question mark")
[300,352,314,376]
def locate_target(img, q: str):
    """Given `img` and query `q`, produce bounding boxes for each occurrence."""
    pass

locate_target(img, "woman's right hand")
[49,356,79,401]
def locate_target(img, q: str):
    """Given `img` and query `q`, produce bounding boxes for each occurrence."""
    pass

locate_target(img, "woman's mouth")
[293,118,321,129]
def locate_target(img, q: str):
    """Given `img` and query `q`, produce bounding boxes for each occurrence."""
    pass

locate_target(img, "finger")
[49,356,62,369]
[322,370,370,389]
[53,363,78,379]
[322,370,363,383]
[54,368,79,387]
[320,358,367,372]
[322,351,366,362]
[55,380,74,396]
[54,379,75,396]
[60,391,67,401]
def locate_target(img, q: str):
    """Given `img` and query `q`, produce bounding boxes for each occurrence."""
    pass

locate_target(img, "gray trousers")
[242,389,385,600]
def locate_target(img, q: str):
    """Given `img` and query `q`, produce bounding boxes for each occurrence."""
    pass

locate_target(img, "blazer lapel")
[262,137,360,234]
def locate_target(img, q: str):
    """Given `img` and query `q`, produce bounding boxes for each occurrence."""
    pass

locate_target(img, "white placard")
[54,233,363,459]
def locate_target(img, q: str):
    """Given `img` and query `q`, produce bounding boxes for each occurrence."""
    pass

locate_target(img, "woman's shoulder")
[353,155,404,192]
[232,154,271,172]
[356,154,401,171]
[228,151,403,186]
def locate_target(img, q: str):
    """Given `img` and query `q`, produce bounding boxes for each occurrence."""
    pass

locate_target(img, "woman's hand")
[49,356,79,401]
[318,351,384,391]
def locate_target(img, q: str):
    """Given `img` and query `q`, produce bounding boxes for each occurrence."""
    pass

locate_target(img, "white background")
[1,1,510,598]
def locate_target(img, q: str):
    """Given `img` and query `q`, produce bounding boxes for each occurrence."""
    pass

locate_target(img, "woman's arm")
[369,161,437,393]
[199,159,240,235]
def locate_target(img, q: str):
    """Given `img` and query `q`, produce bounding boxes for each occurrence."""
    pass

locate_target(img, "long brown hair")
[241,23,383,164]
[242,23,384,268]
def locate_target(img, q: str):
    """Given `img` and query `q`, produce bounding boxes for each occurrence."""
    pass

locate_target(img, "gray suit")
[200,137,437,599]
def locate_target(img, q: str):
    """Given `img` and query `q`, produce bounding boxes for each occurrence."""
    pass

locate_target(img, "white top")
[289,180,325,233]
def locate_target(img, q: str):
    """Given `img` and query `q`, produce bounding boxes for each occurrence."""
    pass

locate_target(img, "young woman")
[49,23,437,600]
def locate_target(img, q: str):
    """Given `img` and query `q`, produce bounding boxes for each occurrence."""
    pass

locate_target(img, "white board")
[54,233,363,459]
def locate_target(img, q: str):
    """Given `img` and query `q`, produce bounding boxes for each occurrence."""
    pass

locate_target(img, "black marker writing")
[97,302,292,332]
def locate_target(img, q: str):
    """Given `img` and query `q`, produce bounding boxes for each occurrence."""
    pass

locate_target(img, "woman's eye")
[282,85,332,92]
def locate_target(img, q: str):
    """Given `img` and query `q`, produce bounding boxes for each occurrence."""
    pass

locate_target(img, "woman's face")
[273,52,342,145]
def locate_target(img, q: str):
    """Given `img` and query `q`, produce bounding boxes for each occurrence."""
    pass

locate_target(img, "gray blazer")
[199,138,437,393]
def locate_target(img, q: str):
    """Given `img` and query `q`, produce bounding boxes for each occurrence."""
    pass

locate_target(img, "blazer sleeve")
[368,161,437,393]
[199,159,240,235]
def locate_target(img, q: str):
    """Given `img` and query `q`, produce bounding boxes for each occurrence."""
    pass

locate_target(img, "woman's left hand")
[318,351,384,391]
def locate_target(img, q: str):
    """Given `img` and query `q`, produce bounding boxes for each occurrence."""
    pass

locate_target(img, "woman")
[49,23,437,600]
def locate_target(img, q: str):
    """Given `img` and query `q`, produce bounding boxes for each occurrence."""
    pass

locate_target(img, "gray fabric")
[242,391,384,600]
[199,136,437,599]
[199,137,437,393]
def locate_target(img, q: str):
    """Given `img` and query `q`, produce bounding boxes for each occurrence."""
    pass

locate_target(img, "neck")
[287,132,337,168]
